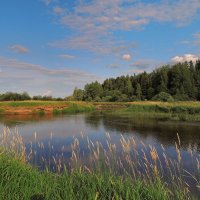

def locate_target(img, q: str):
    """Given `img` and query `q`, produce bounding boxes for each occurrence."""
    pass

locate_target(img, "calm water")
[0,112,200,195]
[1,112,200,151]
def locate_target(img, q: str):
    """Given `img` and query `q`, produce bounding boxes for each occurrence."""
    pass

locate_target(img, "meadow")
[1,100,200,122]
[103,101,200,122]
[0,101,95,115]
[0,127,199,200]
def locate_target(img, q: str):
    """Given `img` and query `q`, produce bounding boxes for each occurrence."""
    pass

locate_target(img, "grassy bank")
[1,100,200,122]
[0,154,183,200]
[104,101,200,122]
[0,101,95,115]
[0,128,199,199]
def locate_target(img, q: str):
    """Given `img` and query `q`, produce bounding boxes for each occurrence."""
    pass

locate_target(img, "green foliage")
[113,102,200,122]
[101,96,113,102]
[93,96,102,102]
[0,108,5,114]
[0,92,31,101]
[62,103,95,114]
[0,101,69,107]
[0,155,188,200]
[38,109,45,116]
[73,87,84,101]
[84,81,103,101]
[136,83,142,100]
[53,109,62,115]
[152,92,174,102]
[71,61,200,102]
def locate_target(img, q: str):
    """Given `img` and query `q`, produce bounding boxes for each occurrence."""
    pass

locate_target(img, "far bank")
[0,101,200,122]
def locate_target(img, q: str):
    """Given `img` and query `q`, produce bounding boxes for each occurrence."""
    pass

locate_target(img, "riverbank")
[1,101,200,122]
[0,154,183,200]
[0,127,199,199]
[96,101,200,122]
[0,101,94,115]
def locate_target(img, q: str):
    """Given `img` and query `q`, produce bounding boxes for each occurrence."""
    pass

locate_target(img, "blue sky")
[0,0,200,97]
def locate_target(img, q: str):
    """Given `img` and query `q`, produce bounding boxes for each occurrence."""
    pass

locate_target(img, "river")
[0,112,200,196]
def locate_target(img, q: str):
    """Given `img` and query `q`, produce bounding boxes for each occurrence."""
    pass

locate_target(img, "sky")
[0,0,200,97]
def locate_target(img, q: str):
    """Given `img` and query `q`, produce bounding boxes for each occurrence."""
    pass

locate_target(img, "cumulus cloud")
[9,45,29,54]
[130,59,163,71]
[58,54,75,59]
[171,54,199,63]
[122,54,131,61]
[43,90,52,96]
[0,56,101,97]
[48,0,200,55]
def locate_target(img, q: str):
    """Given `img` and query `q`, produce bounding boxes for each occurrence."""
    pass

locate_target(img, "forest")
[71,60,200,102]
[1,61,200,102]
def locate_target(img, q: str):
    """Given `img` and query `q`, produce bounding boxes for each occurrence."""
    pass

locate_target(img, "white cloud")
[122,54,131,61]
[171,54,199,63]
[53,6,65,15]
[193,33,200,45]
[43,90,52,96]
[128,69,145,74]
[107,64,119,69]
[58,54,75,59]
[9,45,29,54]
[0,56,101,97]
[48,0,200,55]
[130,59,163,68]
[42,0,52,6]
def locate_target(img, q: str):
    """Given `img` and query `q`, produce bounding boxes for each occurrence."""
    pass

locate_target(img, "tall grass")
[0,154,176,200]
[62,102,94,114]
[0,128,200,199]
[111,102,200,122]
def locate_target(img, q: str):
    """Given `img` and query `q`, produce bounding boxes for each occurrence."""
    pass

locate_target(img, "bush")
[102,96,113,102]
[173,94,190,101]
[117,94,129,102]
[152,92,174,102]
[93,96,102,102]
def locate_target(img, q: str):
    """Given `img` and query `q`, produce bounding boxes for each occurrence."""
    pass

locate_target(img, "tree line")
[71,61,200,102]
[1,61,200,102]
[0,92,63,101]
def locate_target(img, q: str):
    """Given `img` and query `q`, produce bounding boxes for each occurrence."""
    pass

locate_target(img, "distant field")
[0,100,91,107]
[101,101,200,122]
[1,101,200,122]
[0,101,94,115]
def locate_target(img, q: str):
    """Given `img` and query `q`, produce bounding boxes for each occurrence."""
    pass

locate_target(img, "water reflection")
[1,113,200,196]
[84,113,200,151]
[0,113,200,151]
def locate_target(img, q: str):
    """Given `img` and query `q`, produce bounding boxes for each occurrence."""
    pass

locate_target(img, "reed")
[111,102,200,122]
[0,128,199,199]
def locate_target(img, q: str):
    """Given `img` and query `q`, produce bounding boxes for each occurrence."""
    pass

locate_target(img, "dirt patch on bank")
[2,105,69,115]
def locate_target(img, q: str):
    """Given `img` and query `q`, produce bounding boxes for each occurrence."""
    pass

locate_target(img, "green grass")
[0,101,95,115]
[0,101,65,107]
[38,109,45,116]
[62,103,95,114]
[109,102,200,122]
[0,154,188,200]
[0,108,4,114]
[52,108,62,115]
[0,127,198,200]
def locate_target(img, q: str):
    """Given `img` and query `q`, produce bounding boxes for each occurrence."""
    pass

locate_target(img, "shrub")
[152,92,174,102]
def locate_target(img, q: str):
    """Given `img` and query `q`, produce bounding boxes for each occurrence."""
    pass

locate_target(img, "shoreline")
[1,100,200,122]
